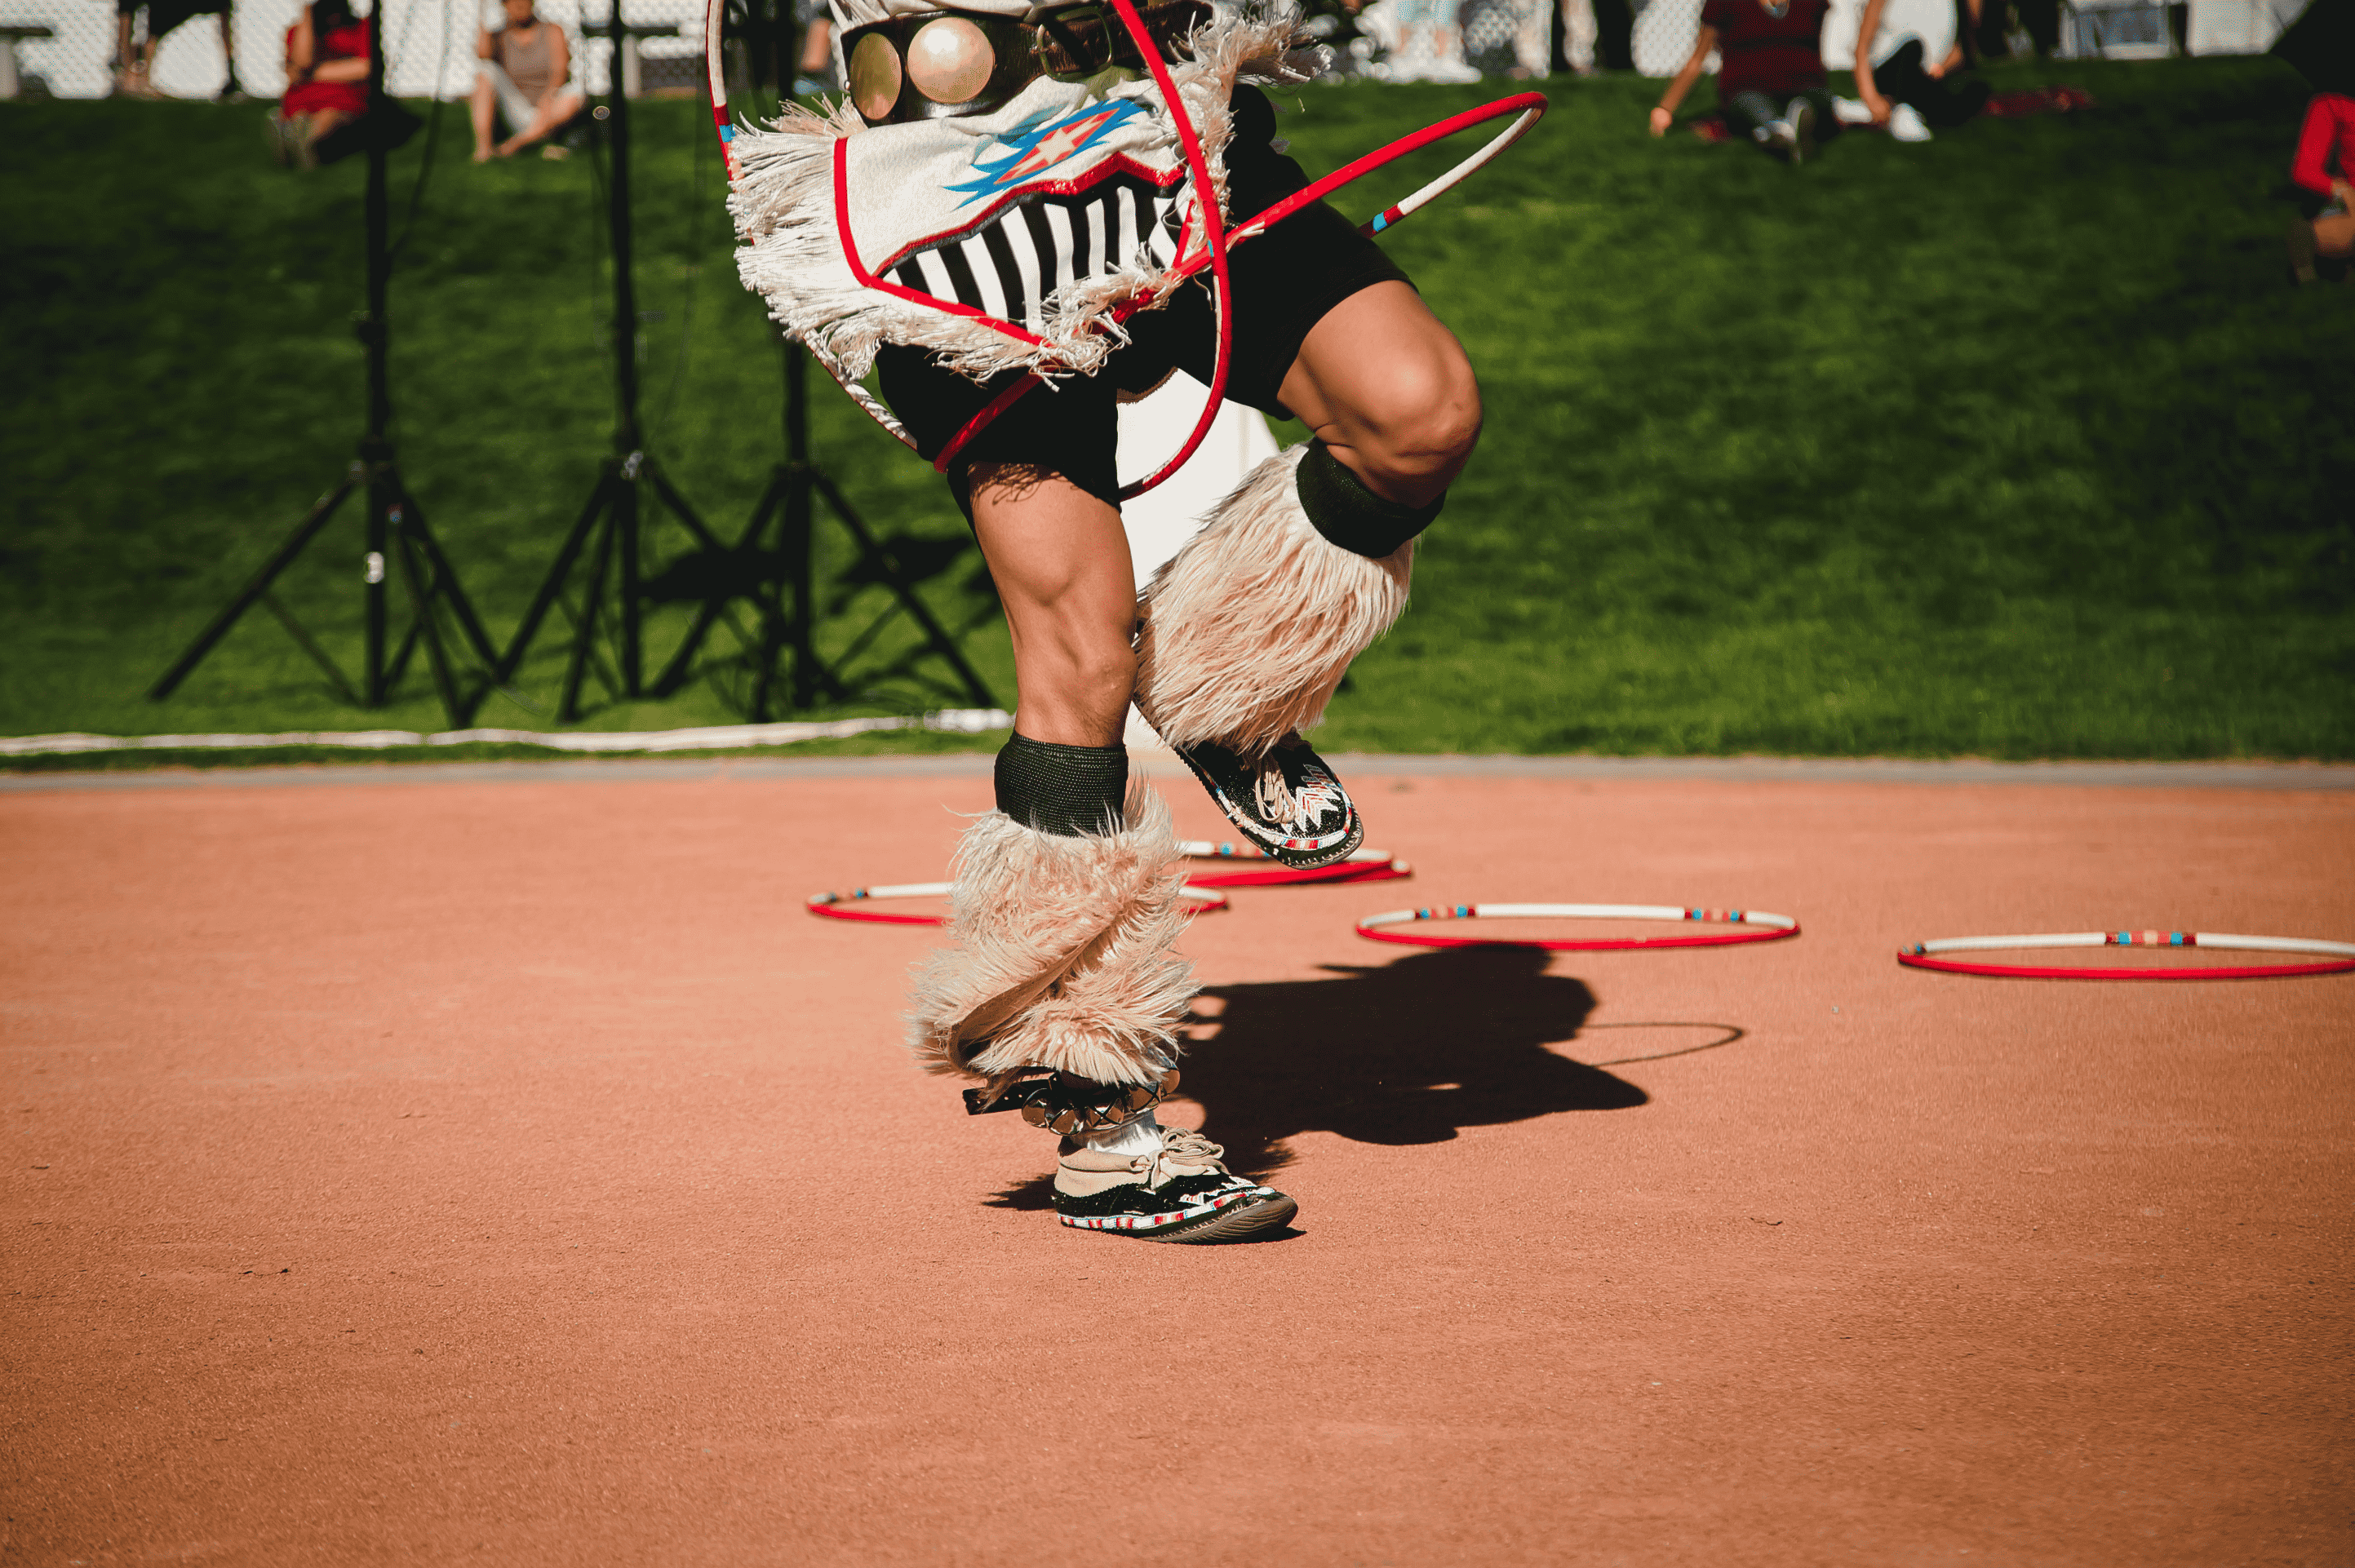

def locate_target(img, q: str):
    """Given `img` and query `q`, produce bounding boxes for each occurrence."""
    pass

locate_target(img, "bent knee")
[1351,364,1482,497]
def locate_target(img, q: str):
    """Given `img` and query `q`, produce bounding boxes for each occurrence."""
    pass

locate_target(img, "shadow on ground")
[1182,947,1644,1172]
[989,948,1679,1208]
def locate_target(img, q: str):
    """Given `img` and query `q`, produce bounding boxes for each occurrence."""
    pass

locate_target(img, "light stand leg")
[364,454,393,705]
[495,467,617,689]
[260,588,364,706]
[392,507,464,724]
[618,459,642,697]
[811,471,996,708]
[401,491,501,669]
[359,24,394,708]
[785,346,819,710]
[648,464,781,698]
[608,7,644,701]
[561,503,620,722]
[149,469,358,700]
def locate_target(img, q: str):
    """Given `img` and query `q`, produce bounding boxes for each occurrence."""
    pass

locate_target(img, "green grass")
[4,57,2350,763]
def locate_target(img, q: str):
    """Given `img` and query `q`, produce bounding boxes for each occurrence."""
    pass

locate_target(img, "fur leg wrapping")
[1133,445,1413,758]
[906,782,1195,1089]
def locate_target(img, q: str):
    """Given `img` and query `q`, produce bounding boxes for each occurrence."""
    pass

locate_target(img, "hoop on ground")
[808,881,1230,925]
[1355,903,1800,951]
[1178,839,1411,888]
[1898,928,2355,980]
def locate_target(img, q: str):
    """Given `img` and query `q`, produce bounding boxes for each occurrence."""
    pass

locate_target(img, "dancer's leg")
[1278,278,1482,507]
[966,463,1137,749]
[1133,279,1479,866]
[876,345,1295,1242]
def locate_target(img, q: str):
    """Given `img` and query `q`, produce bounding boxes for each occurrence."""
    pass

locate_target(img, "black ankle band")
[1295,442,1444,560]
[995,733,1129,837]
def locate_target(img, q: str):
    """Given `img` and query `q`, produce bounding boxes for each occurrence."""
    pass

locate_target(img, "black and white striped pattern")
[886,175,1186,332]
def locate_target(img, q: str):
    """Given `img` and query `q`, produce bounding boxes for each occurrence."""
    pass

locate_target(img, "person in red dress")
[273,0,370,170]
[2286,93,2355,285]
[1650,0,1838,163]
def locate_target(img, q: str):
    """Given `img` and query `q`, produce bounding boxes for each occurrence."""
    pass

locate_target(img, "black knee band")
[1295,442,1444,560]
[994,733,1129,837]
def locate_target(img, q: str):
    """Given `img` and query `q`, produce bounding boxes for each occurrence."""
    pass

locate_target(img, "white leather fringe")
[726,12,1308,388]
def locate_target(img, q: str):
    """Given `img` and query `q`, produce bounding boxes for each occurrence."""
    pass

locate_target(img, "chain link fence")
[0,0,710,100]
[0,0,2305,100]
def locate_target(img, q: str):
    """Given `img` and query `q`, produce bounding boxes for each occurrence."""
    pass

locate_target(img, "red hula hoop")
[1355,903,1801,953]
[1897,928,2355,980]
[806,902,945,928]
[1201,91,1550,261]
[935,0,1234,494]
[1102,0,1231,498]
[1896,955,2355,981]
[809,882,1231,925]
[1178,840,1412,888]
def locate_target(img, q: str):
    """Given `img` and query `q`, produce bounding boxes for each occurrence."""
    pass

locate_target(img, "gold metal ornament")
[849,32,903,122]
[905,16,995,105]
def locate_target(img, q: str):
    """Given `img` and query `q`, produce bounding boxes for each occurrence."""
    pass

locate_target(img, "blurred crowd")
[73,0,2355,280]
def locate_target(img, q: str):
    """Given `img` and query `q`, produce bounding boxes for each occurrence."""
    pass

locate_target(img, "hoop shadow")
[986,946,1656,1208]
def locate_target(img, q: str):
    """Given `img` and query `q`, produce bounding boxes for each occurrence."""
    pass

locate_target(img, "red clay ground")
[2,761,2350,1566]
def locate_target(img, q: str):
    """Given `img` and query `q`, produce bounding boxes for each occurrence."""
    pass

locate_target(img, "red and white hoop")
[809,880,1230,925]
[1899,928,2355,980]
[1178,839,1410,888]
[1355,902,1800,952]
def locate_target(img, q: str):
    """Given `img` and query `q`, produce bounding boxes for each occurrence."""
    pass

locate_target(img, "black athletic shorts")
[873,85,1410,515]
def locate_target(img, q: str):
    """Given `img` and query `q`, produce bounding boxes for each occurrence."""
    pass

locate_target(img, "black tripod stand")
[650,0,997,720]
[651,339,999,720]
[489,5,728,722]
[150,38,497,724]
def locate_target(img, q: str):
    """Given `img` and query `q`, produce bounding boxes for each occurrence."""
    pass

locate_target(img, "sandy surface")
[3,764,2350,1566]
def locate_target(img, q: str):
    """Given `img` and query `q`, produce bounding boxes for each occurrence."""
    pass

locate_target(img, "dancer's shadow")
[1178,946,1643,1175]
[987,947,1647,1207]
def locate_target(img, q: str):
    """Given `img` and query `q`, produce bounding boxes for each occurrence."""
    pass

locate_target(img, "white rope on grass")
[0,709,1013,758]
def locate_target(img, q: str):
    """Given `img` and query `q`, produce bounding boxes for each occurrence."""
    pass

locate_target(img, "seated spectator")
[1847,0,1989,141]
[793,0,836,93]
[1652,0,1837,163]
[1382,0,1484,82]
[114,0,242,100]
[2286,91,2355,284]
[273,0,369,170]
[472,0,583,162]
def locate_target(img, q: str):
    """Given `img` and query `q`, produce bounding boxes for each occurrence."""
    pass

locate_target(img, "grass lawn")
[3,55,2348,762]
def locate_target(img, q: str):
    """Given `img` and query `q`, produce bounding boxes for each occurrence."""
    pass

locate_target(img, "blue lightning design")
[944,98,1154,207]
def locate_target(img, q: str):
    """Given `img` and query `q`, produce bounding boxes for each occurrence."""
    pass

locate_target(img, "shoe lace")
[1133,1125,1231,1186]
[1252,756,1301,826]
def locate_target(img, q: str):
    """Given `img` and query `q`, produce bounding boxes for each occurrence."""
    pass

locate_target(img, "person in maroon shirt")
[2286,93,2355,284]
[1650,0,1837,163]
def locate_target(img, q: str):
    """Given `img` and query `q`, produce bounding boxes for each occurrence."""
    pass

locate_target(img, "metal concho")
[961,1068,1179,1135]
